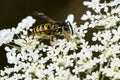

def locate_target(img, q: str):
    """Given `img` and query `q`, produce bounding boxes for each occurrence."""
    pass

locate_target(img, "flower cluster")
[0,0,120,80]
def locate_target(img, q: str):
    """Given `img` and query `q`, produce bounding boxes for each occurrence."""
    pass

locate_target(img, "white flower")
[66,14,74,23]
[29,49,40,62]
[0,29,14,46]
[110,58,120,69]
[100,30,112,45]
[90,44,104,52]
[100,2,109,12]
[97,15,120,29]
[75,22,88,40]
[81,11,95,20]
[54,67,71,80]
[92,31,102,41]
[109,0,120,7]
[15,16,36,34]
[35,69,45,79]
[85,71,99,80]
[111,27,120,42]
[5,47,18,64]
[56,55,74,67]
[83,0,101,13]
[101,67,115,78]
[38,43,47,52]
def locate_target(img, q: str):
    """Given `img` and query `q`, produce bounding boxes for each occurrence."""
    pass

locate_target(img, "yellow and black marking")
[32,23,54,35]
[27,12,74,45]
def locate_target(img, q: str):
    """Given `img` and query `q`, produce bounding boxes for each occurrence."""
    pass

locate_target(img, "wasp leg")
[26,34,47,45]
[49,34,54,45]
[60,33,73,41]
[50,35,59,46]
[50,35,54,42]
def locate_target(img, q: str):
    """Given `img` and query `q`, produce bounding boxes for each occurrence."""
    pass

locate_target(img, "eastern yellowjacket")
[29,11,73,44]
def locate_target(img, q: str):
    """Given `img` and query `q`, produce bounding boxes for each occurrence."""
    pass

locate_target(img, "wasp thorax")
[54,22,71,34]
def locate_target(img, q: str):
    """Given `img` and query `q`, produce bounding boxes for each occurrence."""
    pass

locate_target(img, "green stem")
[78,72,81,80]
[98,63,104,80]
[6,43,21,52]
[100,59,111,80]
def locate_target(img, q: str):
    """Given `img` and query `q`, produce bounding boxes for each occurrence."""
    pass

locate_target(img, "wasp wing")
[33,11,56,24]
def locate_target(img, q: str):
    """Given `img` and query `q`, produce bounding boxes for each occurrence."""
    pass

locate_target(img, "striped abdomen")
[32,23,55,35]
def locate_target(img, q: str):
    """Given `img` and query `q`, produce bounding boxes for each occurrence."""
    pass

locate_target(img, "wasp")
[29,11,73,44]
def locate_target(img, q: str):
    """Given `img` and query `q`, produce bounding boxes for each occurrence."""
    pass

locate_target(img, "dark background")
[0,0,87,69]
[0,0,87,29]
